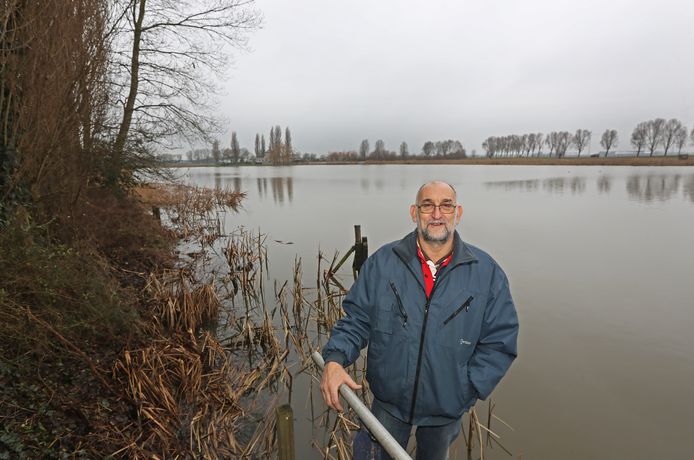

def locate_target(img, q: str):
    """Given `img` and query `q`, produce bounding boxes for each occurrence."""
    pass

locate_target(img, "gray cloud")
[218,0,694,155]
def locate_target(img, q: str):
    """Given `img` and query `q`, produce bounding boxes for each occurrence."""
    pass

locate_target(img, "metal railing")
[311,351,412,460]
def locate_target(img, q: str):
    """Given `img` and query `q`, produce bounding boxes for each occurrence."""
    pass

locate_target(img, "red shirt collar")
[416,242,452,297]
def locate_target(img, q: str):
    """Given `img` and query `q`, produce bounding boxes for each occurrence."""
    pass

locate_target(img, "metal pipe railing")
[311,351,412,460]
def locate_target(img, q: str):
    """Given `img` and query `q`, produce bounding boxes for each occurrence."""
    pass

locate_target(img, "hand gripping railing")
[311,351,412,460]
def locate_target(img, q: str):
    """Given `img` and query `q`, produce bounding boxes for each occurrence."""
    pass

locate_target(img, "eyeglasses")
[416,203,457,214]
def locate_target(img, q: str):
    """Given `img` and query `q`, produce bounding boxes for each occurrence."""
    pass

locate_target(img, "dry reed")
[115,184,513,459]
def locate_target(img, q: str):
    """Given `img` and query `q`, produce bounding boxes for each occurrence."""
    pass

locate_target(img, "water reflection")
[256,176,294,204]
[597,175,611,194]
[626,174,681,203]
[485,173,694,203]
[684,175,694,202]
[485,177,587,194]
[214,172,222,190]
[543,177,586,194]
[484,179,540,192]
[213,173,242,193]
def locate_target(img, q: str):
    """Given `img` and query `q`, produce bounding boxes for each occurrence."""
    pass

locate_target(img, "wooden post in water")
[276,404,295,460]
[353,225,368,277]
[327,225,369,288]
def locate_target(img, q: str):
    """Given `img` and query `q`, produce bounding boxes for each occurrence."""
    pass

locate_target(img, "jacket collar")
[393,229,478,267]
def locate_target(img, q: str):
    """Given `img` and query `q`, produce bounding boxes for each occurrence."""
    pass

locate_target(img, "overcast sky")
[218,0,694,155]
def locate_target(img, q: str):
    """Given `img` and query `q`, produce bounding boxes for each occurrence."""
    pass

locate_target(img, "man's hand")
[320,361,362,412]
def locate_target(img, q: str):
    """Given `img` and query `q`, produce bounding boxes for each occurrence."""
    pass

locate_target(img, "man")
[320,181,519,460]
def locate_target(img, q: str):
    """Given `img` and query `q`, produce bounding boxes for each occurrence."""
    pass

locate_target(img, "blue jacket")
[322,230,519,426]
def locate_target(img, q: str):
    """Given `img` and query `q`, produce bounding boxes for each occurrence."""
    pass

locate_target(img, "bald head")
[415,181,457,204]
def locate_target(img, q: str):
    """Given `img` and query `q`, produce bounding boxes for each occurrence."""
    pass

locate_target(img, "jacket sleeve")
[468,264,519,400]
[321,256,375,367]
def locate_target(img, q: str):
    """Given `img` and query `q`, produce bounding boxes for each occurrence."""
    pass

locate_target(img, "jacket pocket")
[389,281,408,328]
[433,292,480,354]
[426,362,476,418]
[443,295,473,325]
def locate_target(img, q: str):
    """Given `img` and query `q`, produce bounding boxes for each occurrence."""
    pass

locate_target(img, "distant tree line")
[187,118,694,166]
[482,131,591,158]
[329,139,466,162]
[630,118,690,157]
[183,125,296,165]
[421,140,466,158]
[483,118,693,159]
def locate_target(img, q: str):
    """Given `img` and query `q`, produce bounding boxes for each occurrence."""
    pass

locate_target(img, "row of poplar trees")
[482,119,693,158]
[252,126,293,164]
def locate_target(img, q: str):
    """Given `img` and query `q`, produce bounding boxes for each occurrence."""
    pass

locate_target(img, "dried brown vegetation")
[0,194,173,457]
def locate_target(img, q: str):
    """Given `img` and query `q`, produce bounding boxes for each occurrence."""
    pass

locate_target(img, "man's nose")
[431,206,443,218]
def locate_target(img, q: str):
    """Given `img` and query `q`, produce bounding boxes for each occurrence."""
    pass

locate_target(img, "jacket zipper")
[393,247,469,424]
[442,296,474,326]
[408,280,438,424]
[389,282,408,327]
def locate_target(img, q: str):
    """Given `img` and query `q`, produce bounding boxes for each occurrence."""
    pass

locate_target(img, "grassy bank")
[0,185,259,458]
[0,189,173,457]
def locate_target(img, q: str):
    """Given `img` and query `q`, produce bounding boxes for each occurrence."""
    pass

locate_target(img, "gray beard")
[421,225,451,243]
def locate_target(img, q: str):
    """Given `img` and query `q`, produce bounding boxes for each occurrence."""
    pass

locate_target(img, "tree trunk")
[109,0,146,187]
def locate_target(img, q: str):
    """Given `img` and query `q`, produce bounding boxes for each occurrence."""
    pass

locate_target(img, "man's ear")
[456,205,463,224]
[410,204,417,222]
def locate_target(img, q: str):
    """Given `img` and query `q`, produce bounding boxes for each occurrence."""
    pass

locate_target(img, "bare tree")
[399,142,409,158]
[520,134,529,156]
[108,0,261,186]
[482,137,494,158]
[546,132,558,157]
[269,126,276,152]
[526,134,536,156]
[254,133,260,158]
[600,129,618,157]
[449,140,465,158]
[212,139,221,164]
[674,125,688,154]
[422,141,435,157]
[573,129,591,157]
[535,133,544,156]
[434,141,443,156]
[284,126,292,160]
[644,118,666,156]
[268,125,284,164]
[557,132,572,157]
[230,132,240,162]
[661,119,684,156]
[261,134,266,158]
[631,122,648,157]
[438,141,452,157]
[359,139,369,160]
[374,139,386,155]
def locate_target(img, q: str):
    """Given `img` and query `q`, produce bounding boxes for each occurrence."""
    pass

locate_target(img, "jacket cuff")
[322,350,348,367]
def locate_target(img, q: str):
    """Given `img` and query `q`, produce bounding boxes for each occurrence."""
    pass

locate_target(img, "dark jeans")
[369,400,462,460]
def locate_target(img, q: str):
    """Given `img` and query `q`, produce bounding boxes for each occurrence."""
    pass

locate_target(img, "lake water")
[182,164,694,459]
